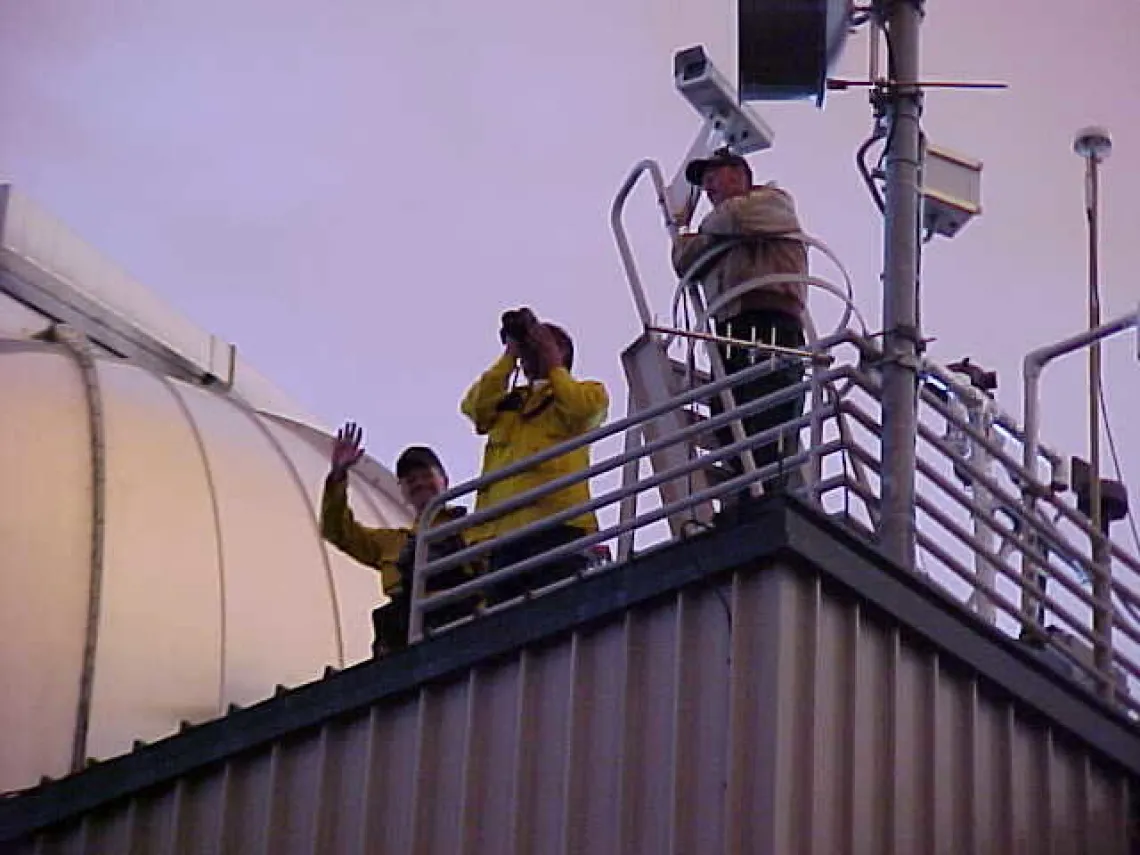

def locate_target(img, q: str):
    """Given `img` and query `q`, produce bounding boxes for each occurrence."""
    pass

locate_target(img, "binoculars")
[499,307,539,345]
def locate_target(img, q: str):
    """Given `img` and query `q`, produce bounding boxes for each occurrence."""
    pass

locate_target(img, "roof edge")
[4,498,1139,841]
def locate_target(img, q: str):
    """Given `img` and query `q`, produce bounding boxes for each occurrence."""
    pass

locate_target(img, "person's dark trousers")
[486,524,589,606]
[371,532,483,657]
[370,584,484,656]
[708,308,807,502]
[372,596,409,657]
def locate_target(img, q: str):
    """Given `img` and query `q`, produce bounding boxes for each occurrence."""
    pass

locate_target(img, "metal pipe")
[1081,137,1112,696]
[921,358,1066,475]
[413,443,830,626]
[614,389,643,563]
[808,362,827,491]
[682,275,761,487]
[54,326,107,772]
[417,393,829,584]
[967,397,999,624]
[645,324,831,364]
[610,159,672,326]
[1022,310,1139,488]
[840,422,1140,654]
[416,354,851,554]
[842,391,1132,596]
[838,475,1138,709]
[877,0,924,570]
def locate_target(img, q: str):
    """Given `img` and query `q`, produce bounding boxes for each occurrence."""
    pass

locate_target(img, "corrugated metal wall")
[761,566,1134,855]
[14,562,1135,855]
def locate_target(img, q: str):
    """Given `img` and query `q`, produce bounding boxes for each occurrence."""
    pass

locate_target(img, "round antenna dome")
[1073,126,1112,161]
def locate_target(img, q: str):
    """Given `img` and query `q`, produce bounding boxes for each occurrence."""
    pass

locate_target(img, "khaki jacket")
[461,354,609,544]
[671,183,809,322]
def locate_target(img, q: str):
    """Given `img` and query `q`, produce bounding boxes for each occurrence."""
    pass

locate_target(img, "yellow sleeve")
[460,353,517,435]
[547,368,609,434]
[319,475,403,571]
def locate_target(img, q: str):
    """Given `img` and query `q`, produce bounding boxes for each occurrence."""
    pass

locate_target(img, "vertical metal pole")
[878,0,924,570]
[1086,153,1104,551]
[1078,135,1114,697]
[966,397,999,625]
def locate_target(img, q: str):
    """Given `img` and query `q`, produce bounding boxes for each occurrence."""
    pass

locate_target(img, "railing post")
[965,396,998,625]
[807,341,827,497]
[610,159,672,327]
[615,388,643,562]
[1021,309,1139,682]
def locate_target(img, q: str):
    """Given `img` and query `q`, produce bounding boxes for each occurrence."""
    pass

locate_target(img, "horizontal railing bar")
[412,446,824,623]
[416,365,847,553]
[418,408,830,582]
[910,480,1137,658]
[399,325,1140,699]
[416,340,855,549]
[841,411,1140,649]
[910,526,1140,708]
[838,396,1129,606]
[914,379,1140,577]
[909,417,1140,610]
[907,447,1132,642]
[841,474,1138,705]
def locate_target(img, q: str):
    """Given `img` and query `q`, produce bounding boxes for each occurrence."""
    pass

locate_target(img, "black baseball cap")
[684,147,751,185]
[395,445,445,479]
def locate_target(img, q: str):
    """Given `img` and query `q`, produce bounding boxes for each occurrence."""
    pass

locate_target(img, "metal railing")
[823,352,1140,710]
[409,342,844,638]
[408,156,1138,710]
[409,331,1140,714]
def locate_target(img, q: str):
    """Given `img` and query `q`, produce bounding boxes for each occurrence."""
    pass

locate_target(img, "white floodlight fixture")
[922,143,983,240]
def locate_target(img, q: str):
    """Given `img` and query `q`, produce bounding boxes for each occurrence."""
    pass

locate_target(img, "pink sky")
[2,0,1138,547]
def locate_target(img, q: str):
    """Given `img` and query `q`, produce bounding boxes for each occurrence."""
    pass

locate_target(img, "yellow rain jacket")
[461,353,609,544]
[319,475,472,596]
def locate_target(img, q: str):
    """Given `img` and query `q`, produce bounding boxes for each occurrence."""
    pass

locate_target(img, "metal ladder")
[610,161,765,559]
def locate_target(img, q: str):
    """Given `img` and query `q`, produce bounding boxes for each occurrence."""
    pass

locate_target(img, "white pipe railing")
[404,332,1138,712]
[409,358,844,638]
[1020,309,1140,699]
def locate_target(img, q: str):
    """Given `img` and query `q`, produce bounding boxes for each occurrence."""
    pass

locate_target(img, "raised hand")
[672,185,700,229]
[527,323,564,377]
[330,421,366,479]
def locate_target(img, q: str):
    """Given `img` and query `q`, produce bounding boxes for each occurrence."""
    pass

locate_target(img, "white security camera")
[674,46,774,155]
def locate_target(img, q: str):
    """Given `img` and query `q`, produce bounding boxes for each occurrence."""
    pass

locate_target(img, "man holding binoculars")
[461,307,609,603]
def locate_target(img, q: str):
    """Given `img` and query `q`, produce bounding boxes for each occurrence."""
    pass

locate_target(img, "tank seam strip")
[54,326,107,773]
[232,399,346,670]
[152,373,230,715]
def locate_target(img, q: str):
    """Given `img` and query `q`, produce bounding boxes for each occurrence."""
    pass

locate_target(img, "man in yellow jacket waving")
[320,429,479,654]
[462,308,609,604]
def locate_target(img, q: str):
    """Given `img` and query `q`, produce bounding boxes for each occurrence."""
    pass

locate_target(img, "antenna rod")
[878,0,924,570]
[1074,124,1113,689]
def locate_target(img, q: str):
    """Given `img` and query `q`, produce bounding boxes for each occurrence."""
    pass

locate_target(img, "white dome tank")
[0,334,411,794]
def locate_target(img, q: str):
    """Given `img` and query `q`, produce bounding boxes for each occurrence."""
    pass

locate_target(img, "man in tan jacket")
[672,147,810,501]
